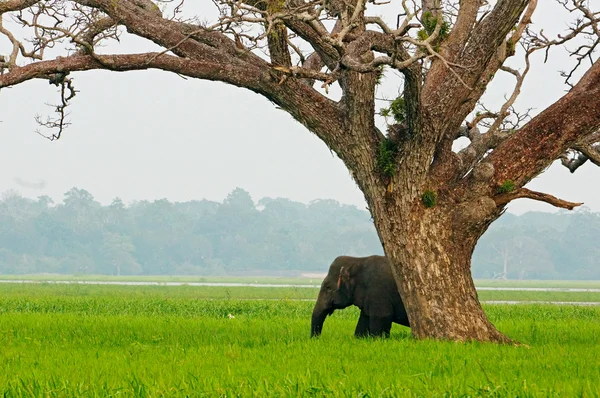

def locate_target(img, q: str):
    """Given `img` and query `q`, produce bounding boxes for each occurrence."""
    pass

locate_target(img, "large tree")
[1,0,599,342]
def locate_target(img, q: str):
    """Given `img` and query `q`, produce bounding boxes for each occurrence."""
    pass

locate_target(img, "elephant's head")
[311,260,359,337]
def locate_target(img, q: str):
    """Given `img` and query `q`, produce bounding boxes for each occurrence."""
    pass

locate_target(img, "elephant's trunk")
[311,301,330,337]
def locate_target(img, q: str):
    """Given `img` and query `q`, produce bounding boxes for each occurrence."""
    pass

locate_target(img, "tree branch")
[575,143,600,166]
[560,151,589,173]
[427,1,537,185]
[493,188,583,210]
[422,0,529,135]
[456,124,509,177]
[264,1,292,67]
[442,0,485,62]
[0,46,353,159]
[489,59,600,188]
[485,50,532,137]
[508,0,537,52]
[0,0,39,13]
[560,142,600,173]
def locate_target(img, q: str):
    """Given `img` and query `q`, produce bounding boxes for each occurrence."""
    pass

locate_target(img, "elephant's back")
[361,256,399,297]
[363,255,395,282]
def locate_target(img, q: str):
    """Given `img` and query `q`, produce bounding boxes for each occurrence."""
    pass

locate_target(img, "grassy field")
[0,284,599,397]
[0,282,599,303]
[2,274,600,289]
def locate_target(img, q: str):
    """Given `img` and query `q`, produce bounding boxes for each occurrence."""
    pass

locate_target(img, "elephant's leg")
[354,310,370,338]
[369,316,393,337]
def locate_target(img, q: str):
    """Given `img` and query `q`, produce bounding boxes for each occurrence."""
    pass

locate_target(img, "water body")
[1,280,600,292]
[482,300,600,306]
[477,287,600,292]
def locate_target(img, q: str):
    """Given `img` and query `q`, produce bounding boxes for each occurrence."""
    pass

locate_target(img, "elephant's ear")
[337,266,350,289]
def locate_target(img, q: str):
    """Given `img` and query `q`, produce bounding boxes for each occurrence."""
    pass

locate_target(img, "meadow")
[0,283,599,397]
[0,282,599,303]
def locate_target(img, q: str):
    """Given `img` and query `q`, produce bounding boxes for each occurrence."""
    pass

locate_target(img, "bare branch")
[493,188,583,210]
[485,47,533,137]
[466,111,499,131]
[35,74,77,140]
[271,64,339,84]
[525,0,599,87]
[454,45,538,179]
[0,46,351,162]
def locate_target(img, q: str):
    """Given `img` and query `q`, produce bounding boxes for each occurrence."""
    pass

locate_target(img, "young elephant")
[311,255,410,338]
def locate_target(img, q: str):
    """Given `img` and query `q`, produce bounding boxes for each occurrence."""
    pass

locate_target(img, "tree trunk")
[369,193,512,343]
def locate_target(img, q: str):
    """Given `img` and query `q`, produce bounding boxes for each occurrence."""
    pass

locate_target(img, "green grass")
[477,290,600,303]
[0,284,599,396]
[0,283,599,303]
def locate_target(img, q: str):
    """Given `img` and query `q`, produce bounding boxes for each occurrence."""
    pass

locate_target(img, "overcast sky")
[0,2,598,215]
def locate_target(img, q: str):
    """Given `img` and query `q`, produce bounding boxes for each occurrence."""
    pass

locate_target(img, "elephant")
[310,255,410,338]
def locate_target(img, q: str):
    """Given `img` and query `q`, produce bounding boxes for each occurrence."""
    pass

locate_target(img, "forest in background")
[0,187,598,279]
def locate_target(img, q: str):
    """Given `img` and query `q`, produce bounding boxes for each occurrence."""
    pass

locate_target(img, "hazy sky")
[0,2,598,215]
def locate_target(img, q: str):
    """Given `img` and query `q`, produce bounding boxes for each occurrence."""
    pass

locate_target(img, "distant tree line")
[0,187,597,279]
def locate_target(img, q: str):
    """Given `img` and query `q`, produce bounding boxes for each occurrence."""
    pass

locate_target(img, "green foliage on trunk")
[266,0,285,13]
[379,96,406,124]
[421,190,437,208]
[375,65,386,85]
[417,12,450,52]
[376,138,400,178]
[421,12,450,37]
[499,180,516,193]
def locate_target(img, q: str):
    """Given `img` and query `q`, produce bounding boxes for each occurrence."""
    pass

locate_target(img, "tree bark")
[370,196,511,342]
